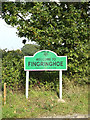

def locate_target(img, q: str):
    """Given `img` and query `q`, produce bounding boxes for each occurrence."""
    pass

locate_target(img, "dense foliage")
[2,50,25,90]
[1,2,89,90]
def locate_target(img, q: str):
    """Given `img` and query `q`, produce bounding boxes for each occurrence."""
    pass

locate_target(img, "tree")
[21,44,40,56]
[1,2,89,83]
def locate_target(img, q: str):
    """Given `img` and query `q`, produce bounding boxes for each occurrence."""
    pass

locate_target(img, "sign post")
[26,71,29,99]
[24,50,67,99]
[59,70,62,99]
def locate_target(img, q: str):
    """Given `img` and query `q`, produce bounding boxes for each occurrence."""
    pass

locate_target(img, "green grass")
[2,84,88,118]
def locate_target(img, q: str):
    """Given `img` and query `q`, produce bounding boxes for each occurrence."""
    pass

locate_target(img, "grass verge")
[2,84,88,118]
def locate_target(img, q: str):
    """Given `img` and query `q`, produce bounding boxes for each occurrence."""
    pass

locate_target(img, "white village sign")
[24,50,67,99]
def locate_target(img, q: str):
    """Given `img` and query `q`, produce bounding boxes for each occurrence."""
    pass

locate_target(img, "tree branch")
[17,13,26,22]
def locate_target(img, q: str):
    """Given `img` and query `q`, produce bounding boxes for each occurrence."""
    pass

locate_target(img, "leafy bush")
[2,50,25,90]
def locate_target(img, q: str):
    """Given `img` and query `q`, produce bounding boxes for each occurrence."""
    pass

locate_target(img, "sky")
[0,18,35,51]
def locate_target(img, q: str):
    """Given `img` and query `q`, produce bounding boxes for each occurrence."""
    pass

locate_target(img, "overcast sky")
[0,18,35,51]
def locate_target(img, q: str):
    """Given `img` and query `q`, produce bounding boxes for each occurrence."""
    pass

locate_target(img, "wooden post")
[4,83,6,105]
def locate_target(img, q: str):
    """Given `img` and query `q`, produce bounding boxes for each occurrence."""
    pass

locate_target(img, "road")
[42,114,89,118]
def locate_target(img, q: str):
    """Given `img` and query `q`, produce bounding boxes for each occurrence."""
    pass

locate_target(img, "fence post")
[4,83,6,105]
